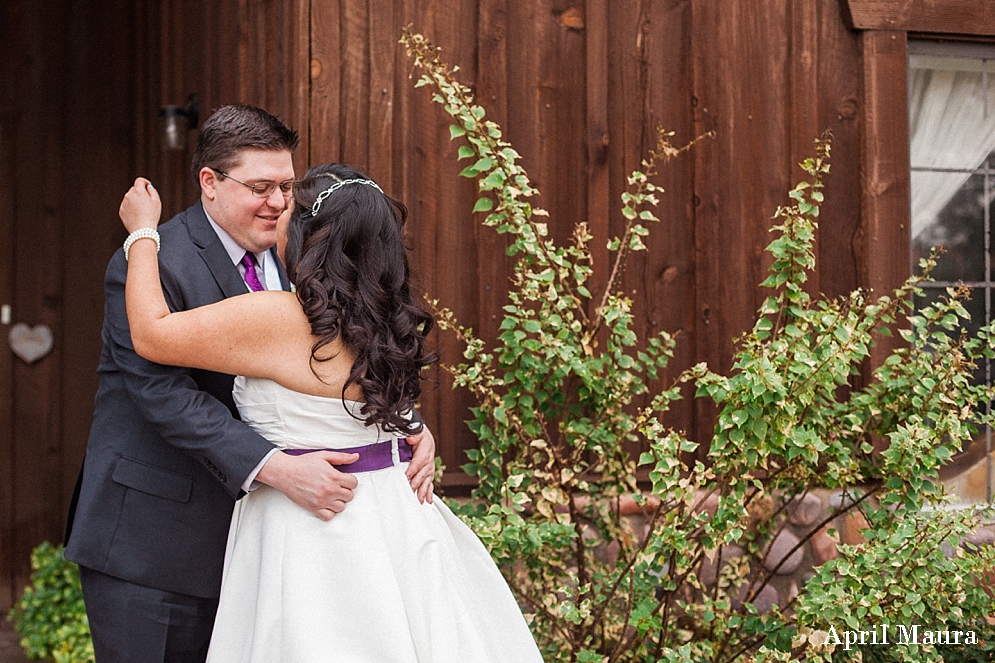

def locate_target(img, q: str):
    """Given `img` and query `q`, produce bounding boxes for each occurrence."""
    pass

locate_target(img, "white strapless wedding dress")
[205,377,543,663]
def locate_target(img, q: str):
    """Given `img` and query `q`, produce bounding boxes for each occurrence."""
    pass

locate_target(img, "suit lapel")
[185,202,251,299]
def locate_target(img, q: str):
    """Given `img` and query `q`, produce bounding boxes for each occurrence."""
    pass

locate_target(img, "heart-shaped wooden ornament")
[9,323,54,364]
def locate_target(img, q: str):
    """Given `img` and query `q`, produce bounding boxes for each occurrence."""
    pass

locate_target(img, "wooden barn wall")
[0,0,138,613]
[142,0,310,223]
[300,0,864,476]
[0,0,312,616]
[0,0,880,614]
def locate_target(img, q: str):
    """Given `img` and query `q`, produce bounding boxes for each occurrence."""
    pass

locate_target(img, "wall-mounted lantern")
[159,94,200,151]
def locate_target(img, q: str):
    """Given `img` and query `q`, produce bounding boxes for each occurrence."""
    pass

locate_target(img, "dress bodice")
[232,376,396,451]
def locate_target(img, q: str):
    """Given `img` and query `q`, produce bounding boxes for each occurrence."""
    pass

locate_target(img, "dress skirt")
[206,377,543,663]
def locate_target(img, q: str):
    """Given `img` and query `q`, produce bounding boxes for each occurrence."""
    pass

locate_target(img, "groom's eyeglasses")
[212,168,297,199]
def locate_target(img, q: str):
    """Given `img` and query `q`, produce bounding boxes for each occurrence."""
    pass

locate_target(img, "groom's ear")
[199,167,219,200]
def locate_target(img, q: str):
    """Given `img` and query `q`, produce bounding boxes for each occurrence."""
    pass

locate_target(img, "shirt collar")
[203,208,268,271]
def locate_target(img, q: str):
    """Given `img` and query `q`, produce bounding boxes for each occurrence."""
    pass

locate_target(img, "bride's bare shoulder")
[225,290,306,318]
[249,291,312,333]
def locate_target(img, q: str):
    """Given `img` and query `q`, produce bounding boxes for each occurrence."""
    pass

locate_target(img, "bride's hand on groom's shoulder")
[120,177,162,234]
[405,426,436,505]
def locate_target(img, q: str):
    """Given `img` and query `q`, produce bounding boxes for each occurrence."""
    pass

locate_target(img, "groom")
[65,104,436,662]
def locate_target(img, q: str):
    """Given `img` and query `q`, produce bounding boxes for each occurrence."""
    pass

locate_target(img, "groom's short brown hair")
[191,104,299,185]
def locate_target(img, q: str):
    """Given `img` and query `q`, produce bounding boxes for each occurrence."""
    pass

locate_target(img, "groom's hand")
[256,451,360,521]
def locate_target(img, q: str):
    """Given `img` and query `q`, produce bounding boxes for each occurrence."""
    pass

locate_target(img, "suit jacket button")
[203,459,227,483]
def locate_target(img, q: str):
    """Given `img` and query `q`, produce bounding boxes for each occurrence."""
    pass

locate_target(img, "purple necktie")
[242,252,265,292]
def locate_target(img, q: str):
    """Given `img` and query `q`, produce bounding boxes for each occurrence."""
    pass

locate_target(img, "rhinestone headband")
[304,178,383,217]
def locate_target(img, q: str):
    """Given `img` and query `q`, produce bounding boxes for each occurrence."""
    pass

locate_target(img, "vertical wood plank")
[292,0,312,170]
[815,0,863,303]
[60,0,140,547]
[474,0,513,353]
[789,0,822,296]
[691,0,793,451]
[6,0,69,606]
[157,0,187,220]
[619,0,697,451]
[396,0,483,489]
[0,0,23,611]
[237,0,310,172]
[341,1,371,168]
[134,0,162,207]
[367,0,397,189]
[310,0,343,166]
[858,30,910,395]
[506,1,587,251]
[396,0,444,482]
[433,0,483,490]
[585,0,609,311]
[0,108,17,610]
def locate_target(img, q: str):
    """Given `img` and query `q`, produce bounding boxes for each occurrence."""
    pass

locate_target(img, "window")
[909,41,995,501]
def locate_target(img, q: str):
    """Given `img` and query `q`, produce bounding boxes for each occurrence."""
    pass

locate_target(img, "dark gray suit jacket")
[66,201,289,599]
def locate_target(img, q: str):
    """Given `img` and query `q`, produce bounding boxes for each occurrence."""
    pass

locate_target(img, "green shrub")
[7,543,93,663]
[403,27,995,663]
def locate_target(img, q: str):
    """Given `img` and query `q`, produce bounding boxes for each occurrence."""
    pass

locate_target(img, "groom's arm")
[106,249,358,514]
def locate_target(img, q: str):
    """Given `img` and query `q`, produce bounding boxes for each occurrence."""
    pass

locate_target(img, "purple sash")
[282,439,413,473]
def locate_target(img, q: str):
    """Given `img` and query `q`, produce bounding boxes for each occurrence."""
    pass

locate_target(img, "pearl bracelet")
[123,228,161,261]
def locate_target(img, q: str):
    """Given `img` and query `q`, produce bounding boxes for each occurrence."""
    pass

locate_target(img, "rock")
[618,493,661,516]
[811,525,839,565]
[603,539,620,567]
[764,530,804,575]
[729,578,779,613]
[786,493,823,527]
[840,512,868,546]
[785,581,799,604]
[700,556,718,586]
[962,526,995,553]
[828,489,863,512]
[693,491,719,518]
[751,584,780,613]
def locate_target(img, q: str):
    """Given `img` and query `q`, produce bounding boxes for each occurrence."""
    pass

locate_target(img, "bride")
[118,163,544,663]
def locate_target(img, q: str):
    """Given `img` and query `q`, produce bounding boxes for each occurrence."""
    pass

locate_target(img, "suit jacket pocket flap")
[112,457,193,503]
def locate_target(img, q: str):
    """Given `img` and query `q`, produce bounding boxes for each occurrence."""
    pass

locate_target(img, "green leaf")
[471,157,493,172]
[482,170,506,189]
[449,124,467,139]
[457,145,475,160]
[473,197,494,213]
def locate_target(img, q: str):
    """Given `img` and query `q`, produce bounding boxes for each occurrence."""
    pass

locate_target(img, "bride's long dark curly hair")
[284,163,436,434]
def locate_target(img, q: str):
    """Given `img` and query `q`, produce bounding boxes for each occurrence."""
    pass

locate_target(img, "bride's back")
[280,163,436,434]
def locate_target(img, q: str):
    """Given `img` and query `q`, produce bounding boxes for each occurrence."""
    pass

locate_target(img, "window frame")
[844,0,995,496]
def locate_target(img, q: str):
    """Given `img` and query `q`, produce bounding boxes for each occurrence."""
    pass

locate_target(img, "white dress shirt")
[204,211,282,292]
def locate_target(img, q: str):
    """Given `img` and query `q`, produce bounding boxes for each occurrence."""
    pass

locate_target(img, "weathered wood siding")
[295,0,867,476]
[0,0,139,612]
[8,0,986,612]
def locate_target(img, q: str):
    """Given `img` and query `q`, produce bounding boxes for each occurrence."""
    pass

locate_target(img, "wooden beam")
[858,30,911,400]
[0,108,17,612]
[843,0,995,36]
[585,0,609,316]
[309,0,341,166]
[476,0,513,349]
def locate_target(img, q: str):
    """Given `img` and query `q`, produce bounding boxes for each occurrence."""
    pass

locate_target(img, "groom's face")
[200,148,296,254]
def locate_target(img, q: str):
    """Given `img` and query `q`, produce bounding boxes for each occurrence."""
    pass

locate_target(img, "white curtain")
[909,55,995,241]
